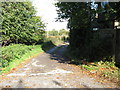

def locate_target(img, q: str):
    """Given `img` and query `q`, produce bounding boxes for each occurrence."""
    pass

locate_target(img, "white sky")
[31,0,68,31]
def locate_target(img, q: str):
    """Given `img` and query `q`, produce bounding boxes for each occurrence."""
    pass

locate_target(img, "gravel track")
[0,44,119,89]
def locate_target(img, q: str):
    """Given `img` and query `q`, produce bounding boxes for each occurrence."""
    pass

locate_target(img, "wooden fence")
[92,29,120,66]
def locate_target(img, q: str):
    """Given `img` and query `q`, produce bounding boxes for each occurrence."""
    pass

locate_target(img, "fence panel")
[89,29,115,61]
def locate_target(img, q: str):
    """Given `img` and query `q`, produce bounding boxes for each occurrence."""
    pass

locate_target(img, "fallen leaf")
[12,68,16,70]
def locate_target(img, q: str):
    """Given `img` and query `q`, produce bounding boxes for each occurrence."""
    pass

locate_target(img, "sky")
[31,0,68,31]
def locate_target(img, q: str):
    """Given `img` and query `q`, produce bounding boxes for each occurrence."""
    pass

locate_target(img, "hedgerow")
[1,44,41,68]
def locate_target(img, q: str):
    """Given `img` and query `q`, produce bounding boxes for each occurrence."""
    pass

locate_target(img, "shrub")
[1,44,37,67]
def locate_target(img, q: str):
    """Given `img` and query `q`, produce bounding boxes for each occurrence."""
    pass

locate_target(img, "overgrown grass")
[81,61,119,79]
[0,41,55,74]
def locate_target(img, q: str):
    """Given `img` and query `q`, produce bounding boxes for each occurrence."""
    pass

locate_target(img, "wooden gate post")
[115,29,120,68]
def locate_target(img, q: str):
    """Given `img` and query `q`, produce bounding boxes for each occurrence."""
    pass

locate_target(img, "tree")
[55,2,91,29]
[1,1,45,46]
[55,2,120,29]
[55,1,120,62]
[55,2,92,49]
[59,29,69,36]
[96,2,120,29]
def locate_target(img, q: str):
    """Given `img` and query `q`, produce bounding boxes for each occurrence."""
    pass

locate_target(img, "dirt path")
[0,44,119,89]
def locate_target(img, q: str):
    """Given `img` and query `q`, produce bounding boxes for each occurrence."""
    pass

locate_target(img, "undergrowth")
[81,61,119,80]
[65,48,120,82]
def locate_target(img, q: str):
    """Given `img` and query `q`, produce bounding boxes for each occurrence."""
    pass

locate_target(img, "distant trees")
[1,2,45,46]
[48,29,59,36]
[59,29,69,36]
[46,29,69,43]
[47,29,69,37]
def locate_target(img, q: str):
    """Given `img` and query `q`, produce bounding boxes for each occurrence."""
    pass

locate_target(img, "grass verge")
[0,44,43,74]
[0,41,55,74]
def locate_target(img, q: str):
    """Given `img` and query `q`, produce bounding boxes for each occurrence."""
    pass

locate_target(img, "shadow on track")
[41,41,71,64]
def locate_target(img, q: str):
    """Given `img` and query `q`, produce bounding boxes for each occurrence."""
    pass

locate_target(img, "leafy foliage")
[48,29,59,36]
[1,2,45,46]
[48,29,69,36]
[1,44,40,67]
[59,29,69,35]
[95,2,120,29]
[55,2,91,29]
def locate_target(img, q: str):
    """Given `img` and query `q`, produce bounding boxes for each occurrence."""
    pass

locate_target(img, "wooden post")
[115,29,120,68]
